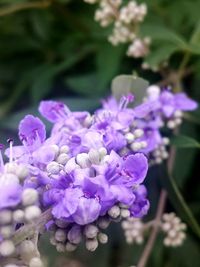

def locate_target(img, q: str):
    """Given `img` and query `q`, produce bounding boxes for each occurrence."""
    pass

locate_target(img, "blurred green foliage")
[0,0,200,267]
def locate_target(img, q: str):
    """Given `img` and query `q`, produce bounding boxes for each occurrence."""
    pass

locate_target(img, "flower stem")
[0,0,51,17]
[137,189,167,267]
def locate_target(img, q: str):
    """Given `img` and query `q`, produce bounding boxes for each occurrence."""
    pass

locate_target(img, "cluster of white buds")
[151,137,170,164]
[0,162,41,260]
[127,37,150,58]
[121,127,147,155]
[83,0,150,58]
[161,213,187,247]
[121,218,144,244]
[167,110,183,129]
[46,145,70,175]
[49,217,109,253]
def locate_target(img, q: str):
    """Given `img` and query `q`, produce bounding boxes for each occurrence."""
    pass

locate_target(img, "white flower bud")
[84,224,98,239]
[0,209,12,224]
[76,153,90,168]
[0,173,19,184]
[19,240,37,262]
[67,225,82,244]
[108,205,120,218]
[130,142,142,151]
[4,264,18,267]
[162,137,170,145]
[29,257,43,267]
[174,110,183,118]
[147,85,160,99]
[56,153,69,165]
[85,238,98,251]
[56,243,66,253]
[55,229,67,242]
[120,209,130,218]
[65,242,77,252]
[60,145,69,154]
[0,240,15,256]
[167,120,176,129]
[50,236,57,246]
[99,147,107,158]
[125,133,135,143]
[98,233,108,244]
[22,188,38,206]
[97,217,110,229]
[140,141,147,148]
[16,165,29,180]
[88,149,100,164]
[13,209,25,223]
[25,206,41,221]
[4,162,18,174]
[0,225,13,238]
[50,145,60,156]
[134,129,144,138]
[46,161,60,174]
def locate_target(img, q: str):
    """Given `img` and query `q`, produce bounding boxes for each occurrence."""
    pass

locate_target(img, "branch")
[137,190,167,267]
[0,0,51,17]
[12,208,52,246]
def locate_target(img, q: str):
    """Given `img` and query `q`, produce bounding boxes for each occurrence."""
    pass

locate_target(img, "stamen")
[119,93,134,110]
[7,138,13,163]
[0,143,4,171]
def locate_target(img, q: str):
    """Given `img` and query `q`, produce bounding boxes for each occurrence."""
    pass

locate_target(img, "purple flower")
[130,185,149,217]
[19,115,46,151]
[39,100,70,123]
[0,176,22,209]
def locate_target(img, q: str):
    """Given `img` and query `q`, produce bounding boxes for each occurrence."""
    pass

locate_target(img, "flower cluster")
[121,212,187,247]
[0,80,197,266]
[83,0,150,58]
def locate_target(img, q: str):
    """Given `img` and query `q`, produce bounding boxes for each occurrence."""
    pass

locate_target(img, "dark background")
[0,1,199,266]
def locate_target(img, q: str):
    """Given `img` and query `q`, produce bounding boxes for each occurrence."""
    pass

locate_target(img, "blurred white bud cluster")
[83,0,150,58]
[121,213,187,248]
[121,218,144,244]
[162,213,187,247]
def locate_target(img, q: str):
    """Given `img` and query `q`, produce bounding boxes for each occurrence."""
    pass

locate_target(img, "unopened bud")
[56,153,69,165]
[0,209,12,224]
[98,233,108,244]
[108,205,120,218]
[16,165,29,180]
[86,238,98,251]
[55,229,67,242]
[0,240,15,256]
[46,161,60,174]
[19,240,37,262]
[56,243,66,252]
[22,188,38,206]
[76,153,90,168]
[99,147,107,158]
[13,209,25,223]
[88,149,100,164]
[66,242,77,252]
[29,257,43,267]
[84,224,98,239]
[0,225,13,239]
[67,225,82,244]
[60,145,69,154]
[120,209,130,218]
[134,129,144,138]
[25,206,41,221]
[97,217,110,229]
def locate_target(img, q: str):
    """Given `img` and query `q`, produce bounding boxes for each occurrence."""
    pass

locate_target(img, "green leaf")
[111,75,149,105]
[66,73,99,96]
[171,135,200,148]
[96,43,125,91]
[144,43,178,68]
[141,24,188,49]
[160,166,200,238]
